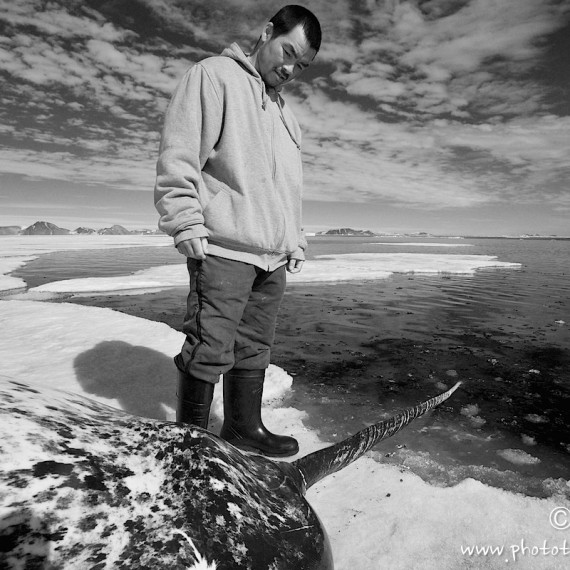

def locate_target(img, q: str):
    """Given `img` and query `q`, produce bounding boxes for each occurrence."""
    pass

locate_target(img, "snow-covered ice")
[0,300,567,569]
[0,236,567,570]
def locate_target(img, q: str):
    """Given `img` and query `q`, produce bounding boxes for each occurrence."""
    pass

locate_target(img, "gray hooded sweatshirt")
[154,43,306,271]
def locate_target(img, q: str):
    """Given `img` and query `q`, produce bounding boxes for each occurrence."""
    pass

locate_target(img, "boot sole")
[227,441,299,458]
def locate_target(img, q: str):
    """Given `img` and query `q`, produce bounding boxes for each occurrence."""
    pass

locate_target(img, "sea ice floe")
[525,414,549,424]
[497,449,541,465]
[0,299,567,569]
[290,253,521,283]
[461,404,480,417]
[459,404,487,427]
[469,416,487,428]
[0,256,37,291]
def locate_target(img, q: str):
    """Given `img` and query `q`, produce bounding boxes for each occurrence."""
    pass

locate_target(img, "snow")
[0,237,567,569]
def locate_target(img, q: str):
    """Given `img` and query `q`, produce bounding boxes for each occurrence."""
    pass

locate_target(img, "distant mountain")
[21,221,70,235]
[1,220,163,236]
[97,224,131,235]
[74,227,97,234]
[319,227,377,237]
[0,226,22,235]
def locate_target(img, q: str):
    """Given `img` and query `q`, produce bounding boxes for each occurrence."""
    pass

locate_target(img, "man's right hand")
[176,237,209,259]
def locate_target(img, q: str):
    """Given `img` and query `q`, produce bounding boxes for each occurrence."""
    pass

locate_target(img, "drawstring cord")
[244,49,300,150]
[275,95,301,150]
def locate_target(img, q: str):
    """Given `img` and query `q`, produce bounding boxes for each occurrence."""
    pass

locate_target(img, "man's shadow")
[73,341,177,420]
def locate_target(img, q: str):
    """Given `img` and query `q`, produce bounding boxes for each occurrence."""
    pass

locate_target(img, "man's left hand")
[286,258,304,274]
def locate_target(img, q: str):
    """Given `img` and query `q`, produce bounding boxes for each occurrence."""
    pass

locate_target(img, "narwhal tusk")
[292,381,462,492]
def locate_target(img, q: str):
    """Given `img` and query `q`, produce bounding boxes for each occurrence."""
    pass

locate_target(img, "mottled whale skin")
[0,378,460,569]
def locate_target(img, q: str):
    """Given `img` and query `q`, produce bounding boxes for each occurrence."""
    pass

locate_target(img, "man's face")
[255,23,317,88]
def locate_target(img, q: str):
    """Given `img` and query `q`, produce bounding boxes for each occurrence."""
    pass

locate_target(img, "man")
[154,5,321,457]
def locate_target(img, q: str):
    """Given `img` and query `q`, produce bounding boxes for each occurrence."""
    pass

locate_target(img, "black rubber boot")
[175,362,214,429]
[220,369,299,457]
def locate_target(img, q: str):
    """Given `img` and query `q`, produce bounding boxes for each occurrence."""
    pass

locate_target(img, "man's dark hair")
[270,5,322,53]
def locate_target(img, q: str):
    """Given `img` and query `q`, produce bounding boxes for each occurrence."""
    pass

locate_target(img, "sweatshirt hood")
[220,42,300,149]
[221,43,281,104]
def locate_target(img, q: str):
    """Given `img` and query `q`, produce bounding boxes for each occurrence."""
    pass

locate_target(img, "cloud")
[288,88,487,208]
[325,0,569,118]
[0,147,156,190]
[0,0,129,42]
[288,84,570,209]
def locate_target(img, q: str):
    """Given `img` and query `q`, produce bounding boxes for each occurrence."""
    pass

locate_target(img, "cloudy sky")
[1,0,569,235]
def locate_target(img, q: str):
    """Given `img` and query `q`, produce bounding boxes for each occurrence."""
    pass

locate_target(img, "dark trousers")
[177,255,286,384]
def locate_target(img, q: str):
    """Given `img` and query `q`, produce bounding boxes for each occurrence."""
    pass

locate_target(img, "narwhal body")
[0,378,460,569]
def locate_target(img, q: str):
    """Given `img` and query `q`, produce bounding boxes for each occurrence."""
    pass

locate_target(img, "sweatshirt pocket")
[203,184,286,253]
